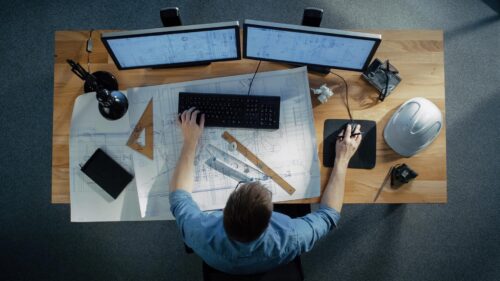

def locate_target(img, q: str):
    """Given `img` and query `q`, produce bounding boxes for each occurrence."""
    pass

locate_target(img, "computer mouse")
[340,122,361,138]
[384,97,442,157]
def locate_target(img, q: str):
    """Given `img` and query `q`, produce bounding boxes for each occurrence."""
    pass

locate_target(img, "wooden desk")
[52,30,446,204]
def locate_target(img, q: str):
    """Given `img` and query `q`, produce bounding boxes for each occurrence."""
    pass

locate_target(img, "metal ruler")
[205,144,268,183]
[221,131,296,195]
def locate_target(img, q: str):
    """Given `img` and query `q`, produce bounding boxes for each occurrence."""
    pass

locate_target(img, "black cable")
[381,71,389,101]
[329,70,353,122]
[381,60,390,101]
[247,60,262,96]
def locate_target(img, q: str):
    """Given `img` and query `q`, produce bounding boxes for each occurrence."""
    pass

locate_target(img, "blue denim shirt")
[170,190,340,275]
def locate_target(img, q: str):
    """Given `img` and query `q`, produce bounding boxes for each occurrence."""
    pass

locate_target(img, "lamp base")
[84,71,118,93]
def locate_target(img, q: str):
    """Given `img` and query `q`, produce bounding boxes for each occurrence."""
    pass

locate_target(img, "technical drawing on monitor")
[244,20,381,71]
[101,21,241,70]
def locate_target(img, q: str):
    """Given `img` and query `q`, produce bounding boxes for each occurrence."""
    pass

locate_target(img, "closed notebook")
[80,148,133,199]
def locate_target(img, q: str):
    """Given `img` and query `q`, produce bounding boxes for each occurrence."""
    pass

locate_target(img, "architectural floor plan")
[70,67,321,221]
[127,67,321,217]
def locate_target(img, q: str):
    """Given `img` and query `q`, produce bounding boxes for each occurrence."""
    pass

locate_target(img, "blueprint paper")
[128,67,321,216]
[69,93,173,222]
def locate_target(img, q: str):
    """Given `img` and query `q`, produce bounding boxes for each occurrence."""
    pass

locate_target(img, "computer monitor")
[243,20,381,72]
[101,21,241,70]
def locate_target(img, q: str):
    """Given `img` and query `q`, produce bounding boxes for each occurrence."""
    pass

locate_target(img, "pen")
[337,132,364,139]
[374,167,394,202]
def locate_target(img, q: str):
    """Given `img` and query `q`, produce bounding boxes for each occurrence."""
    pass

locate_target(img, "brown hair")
[223,182,273,243]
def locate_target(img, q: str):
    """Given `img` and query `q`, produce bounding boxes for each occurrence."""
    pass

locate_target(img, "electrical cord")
[329,70,353,122]
[247,60,262,96]
[86,29,94,73]
[381,60,390,101]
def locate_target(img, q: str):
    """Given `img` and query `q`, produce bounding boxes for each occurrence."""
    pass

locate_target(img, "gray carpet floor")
[1,0,499,280]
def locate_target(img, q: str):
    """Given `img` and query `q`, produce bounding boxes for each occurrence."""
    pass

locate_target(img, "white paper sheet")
[127,67,321,216]
[69,92,173,222]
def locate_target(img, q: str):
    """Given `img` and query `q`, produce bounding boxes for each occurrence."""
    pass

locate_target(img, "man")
[170,107,361,274]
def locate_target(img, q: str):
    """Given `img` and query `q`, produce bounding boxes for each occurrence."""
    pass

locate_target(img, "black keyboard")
[178,92,280,129]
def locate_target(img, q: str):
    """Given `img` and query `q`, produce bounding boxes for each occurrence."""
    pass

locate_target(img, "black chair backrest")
[202,256,304,281]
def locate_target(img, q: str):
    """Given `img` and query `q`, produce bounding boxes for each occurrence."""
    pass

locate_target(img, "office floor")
[0,0,499,280]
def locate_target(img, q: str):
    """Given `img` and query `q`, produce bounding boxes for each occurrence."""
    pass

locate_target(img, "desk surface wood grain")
[52,29,446,204]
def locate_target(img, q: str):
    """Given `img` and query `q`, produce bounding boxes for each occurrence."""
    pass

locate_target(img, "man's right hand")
[321,124,362,212]
[335,124,362,166]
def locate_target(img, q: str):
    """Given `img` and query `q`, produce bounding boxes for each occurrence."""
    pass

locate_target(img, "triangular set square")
[127,99,154,160]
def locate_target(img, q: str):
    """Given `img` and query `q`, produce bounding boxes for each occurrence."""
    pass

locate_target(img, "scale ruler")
[221,131,296,195]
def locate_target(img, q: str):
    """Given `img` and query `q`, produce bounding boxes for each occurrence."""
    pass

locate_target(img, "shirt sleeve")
[291,204,341,254]
[169,190,204,247]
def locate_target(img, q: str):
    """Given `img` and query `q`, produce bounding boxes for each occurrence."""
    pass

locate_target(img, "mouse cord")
[329,70,353,122]
[247,60,262,96]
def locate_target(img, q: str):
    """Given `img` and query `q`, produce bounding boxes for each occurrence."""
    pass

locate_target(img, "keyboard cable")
[247,60,262,95]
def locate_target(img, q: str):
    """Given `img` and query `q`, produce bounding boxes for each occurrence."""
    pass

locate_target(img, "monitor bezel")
[101,22,241,70]
[243,20,381,72]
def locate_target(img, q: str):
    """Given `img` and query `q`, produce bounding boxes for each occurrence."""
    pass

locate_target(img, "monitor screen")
[101,22,241,70]
[244,20,381,72]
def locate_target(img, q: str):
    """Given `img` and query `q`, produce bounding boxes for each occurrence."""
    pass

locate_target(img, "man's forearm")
[320,160,348,213]
[169,142,197,193]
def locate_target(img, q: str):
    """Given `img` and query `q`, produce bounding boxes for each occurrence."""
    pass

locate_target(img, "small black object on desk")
[160,7,182,27]
[67,59,128,120]
[391,164,418,188]
[362,58,402,101]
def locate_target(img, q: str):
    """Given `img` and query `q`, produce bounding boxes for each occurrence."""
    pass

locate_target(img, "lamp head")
[96,89,128,120]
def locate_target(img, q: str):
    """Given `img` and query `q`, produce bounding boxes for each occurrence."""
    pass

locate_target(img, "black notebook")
[81,148,133,199]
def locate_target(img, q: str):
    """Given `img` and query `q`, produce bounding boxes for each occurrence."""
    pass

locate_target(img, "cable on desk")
[329,70,353,122]
[86,29,94,73]
[382,60,391,101]
[247,60,262,96]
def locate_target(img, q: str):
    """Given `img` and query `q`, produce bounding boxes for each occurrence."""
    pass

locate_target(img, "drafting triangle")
[127,99,154,160]
[137,129,146,146]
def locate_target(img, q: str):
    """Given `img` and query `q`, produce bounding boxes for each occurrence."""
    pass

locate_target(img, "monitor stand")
[157,7,211,68]
[306,65,330,75]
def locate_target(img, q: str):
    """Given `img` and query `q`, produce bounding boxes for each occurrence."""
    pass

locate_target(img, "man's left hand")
[179,107,205,148]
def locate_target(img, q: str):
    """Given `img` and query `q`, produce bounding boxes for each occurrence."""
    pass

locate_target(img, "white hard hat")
[384,97,442,157]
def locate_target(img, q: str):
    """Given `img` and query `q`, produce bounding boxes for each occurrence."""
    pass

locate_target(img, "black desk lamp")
[67,59,128,120]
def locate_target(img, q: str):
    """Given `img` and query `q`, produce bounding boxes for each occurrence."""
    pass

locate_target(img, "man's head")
[223,182,273,243]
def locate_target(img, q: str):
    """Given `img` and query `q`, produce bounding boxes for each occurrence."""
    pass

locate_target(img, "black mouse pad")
[323,119,377,169]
